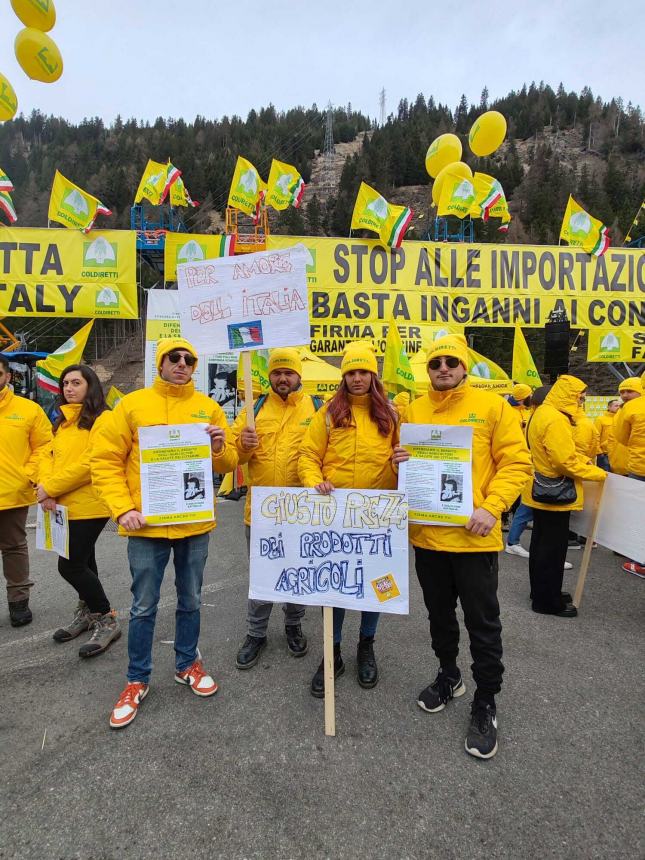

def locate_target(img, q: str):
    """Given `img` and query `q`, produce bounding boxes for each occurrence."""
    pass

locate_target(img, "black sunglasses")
[428,356,461,370]
[167,351,196,367]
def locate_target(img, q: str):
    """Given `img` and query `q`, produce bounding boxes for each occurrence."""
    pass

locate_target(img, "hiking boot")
[417,668,465,713]
[79,610,121,658]
[53,600,90,642]
[465,699,498,759]
[236,634,267,669]
[109,682,149,729]
[285,624,308,657]
[9,599,32,627]
[356,634,378,689]
[175,660,218,697]
[310,644,344,698]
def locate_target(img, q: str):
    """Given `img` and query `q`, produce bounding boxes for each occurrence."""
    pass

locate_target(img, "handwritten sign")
[249,487,409,614]
[571,473,645,560]
[177,244,310,354]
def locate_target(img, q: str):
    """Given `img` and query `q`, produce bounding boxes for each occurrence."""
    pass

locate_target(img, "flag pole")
[323,605,336,736]
[242,351,255,430]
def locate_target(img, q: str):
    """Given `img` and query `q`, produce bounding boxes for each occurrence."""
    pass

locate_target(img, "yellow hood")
[544,375,586,418]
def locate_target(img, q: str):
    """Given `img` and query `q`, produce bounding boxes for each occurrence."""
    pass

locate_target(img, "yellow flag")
[134,159,181,205]
[228,156,266,222]
[468,347,508,381]
[470,173,505,221]
[350,182,412,248]
[512,326,542,388]
[170,176,198,208]
[106,385,125,409]
[48,170,111,233]
[164,232,236,282]
[237,349,270,396]
[265,159,305,211]
[560,195,610,256]
[382,318,416,397]
[437,169,477,219]
[36,321,94,393]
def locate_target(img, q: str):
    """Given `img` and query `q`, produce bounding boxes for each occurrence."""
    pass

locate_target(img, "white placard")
[177,244,309,354]
[138,424,214,526]
[571,473,645,561]
[398,424,474,525]
[249,487,409,614]
[36,504,69,559]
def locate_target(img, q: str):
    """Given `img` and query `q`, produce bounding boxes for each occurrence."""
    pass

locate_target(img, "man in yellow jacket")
[613,381,645,577]
[0,355,52,627]
[508,382,532,430]
[91,338,238,729]
[232,348,320,669]
[393,335,532,760]
[594,399,621,471]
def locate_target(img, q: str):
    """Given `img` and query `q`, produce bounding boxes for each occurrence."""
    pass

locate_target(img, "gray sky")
[2,1,642,125]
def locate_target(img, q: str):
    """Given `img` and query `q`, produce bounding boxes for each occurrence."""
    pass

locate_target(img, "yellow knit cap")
[341,342,378,375]
[268,347,302,377]
[512,383,532,401]
[156,337,198,372]
[618,377,642,393]
[426,334,469,369]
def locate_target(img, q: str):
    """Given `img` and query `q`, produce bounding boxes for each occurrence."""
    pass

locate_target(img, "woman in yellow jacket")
[524,375,606,617]
[36,365,121,657]
[298,343,399,697]
[594,399,621,471]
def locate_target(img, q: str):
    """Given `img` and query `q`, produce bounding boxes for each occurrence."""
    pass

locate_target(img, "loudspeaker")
[544,320,570,380]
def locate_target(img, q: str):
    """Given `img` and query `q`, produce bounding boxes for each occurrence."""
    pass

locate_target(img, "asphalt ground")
[0,502,643,860]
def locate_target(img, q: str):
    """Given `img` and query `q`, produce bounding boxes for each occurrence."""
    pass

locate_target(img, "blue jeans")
[126,533,210,683]
[507,502,533,546]
[597,453,610,472]
[333,608,379,645]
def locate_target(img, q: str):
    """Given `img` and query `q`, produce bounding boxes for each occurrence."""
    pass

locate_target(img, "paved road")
[0,502,643,859]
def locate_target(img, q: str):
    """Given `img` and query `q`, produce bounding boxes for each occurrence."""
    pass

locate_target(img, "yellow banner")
[267,236,645,355]
[163,232,235,282]
[587,328,645,362]
[0,227,137,318]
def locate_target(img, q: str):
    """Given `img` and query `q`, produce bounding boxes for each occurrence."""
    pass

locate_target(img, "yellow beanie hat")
[426,334,469,369]
[341,342,378,375]
[512,383,532,401]
[268,347,302,377]
[156,337,198,372]
[619,377,642,394]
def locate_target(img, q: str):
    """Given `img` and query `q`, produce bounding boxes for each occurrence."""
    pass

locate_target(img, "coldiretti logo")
[5,412,22,420]
[95,287,119,309]
[83,237,118,269]
[305,247,316,274]
[191,411,210,420]
[600,333,620,354]
[177,240,207,264]
[460,411,485,425]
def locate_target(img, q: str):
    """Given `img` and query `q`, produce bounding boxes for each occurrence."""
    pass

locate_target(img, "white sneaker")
[564,561,573,570]
[505,543,530,559]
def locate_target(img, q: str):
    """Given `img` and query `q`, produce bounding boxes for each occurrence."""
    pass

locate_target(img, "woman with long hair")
[298,342,399,697]
[36,364,121,657]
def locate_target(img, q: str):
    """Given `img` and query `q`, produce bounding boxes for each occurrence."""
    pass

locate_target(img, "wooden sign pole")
[242,351,255,430]
[573,484,605,608]
[323,606,336,737]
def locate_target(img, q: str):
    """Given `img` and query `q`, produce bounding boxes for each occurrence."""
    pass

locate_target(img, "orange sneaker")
[109,682,149,729]
[174,660,218,697]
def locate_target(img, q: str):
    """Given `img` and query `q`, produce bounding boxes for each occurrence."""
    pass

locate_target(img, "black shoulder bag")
[526,414,577,505]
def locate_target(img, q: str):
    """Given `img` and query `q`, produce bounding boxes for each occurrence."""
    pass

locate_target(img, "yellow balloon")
[469,111,507,157]
[432,161,472,206]
[10,0,56,32]
[0,74,18,121]
[425,133,462,178]
[15,28,63,83]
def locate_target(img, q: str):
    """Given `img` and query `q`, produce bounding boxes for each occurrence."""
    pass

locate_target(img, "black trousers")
[57,518,110,614]
[529,508,571,613]
[414,548,504,696]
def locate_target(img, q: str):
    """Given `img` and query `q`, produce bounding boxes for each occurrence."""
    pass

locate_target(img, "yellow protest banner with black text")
[587,329,645,362]
[0,227,137,318]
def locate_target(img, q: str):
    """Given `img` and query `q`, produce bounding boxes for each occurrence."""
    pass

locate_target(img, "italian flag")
[386,206,413,249]
[35,364,60,394]
[218,234,236,256]
[0,190,17,223]
[590,225,611,257]
[481,187,502,221]
[291,177,305,208]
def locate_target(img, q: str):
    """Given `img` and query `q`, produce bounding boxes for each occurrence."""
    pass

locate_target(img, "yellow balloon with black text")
[15,28,63,83]
[10,0,57,32]
[468,111,507,157]
[0,73,18,121]
[431,161,473,206]
[425,134,462,178]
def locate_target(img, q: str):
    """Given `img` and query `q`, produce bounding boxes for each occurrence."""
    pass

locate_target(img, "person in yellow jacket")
[594,399,621,471]
[232,348,321,669]
[608,379,642,475]
[523,375,606,616]
[36,364,121,657]
[613,384,645,576]
[298,342,399,698]
[508,382,532,430]
[392,334,531,760]
[618,376,642,404]
[90,338,237,730]
[0,355,52,627]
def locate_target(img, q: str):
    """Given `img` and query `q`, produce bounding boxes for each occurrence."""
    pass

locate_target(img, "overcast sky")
[2,1,642,125]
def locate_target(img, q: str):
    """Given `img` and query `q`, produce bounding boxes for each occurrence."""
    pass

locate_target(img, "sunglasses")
[428,356,461,370]
[167,351,196,367]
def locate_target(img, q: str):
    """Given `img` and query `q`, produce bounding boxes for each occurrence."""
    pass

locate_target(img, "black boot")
[356,634,378,689]
[285,624,308,657]
[9,599,32,628]
[310,644,344,698]
[235,635,267,669]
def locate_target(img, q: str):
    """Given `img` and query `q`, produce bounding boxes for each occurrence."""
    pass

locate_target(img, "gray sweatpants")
[245,525,305,637]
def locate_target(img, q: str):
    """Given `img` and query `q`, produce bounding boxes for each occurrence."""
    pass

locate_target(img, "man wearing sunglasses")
[393,334,531,760]
[91,337,238,729]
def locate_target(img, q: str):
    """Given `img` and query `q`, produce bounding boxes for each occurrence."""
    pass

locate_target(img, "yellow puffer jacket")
[298,393,398,490]
[39,404,111,520]
[0,386,52,511]
[232,389,320,525]
[607,411,629,474]
[523,376,606,511]
[404,380,532,552]
[613,396,645,476]
[594,412,615,455]
[512,404,531,431]
[573,408,600,460]
[90,378,237,538]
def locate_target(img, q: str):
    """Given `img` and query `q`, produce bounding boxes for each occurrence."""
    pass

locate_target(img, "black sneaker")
[285,624,308,657]
[310,645,345,698]
[567,539,582,550]
[9,599,32,627]
[235,635,267,669]
[465,700,498,759]
[417,668,465,713]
